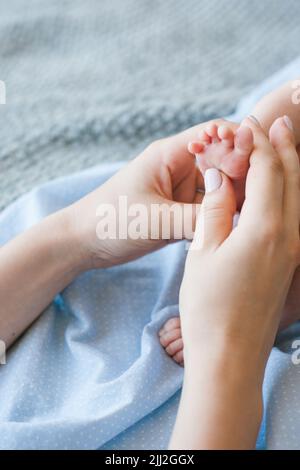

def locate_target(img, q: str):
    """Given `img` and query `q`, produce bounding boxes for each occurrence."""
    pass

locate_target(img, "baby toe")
[221,126,253,180]
[205,123,219,142]
[159,316,181,337]
[159,316,184,365]
[188,141,205,155]
[166,337,183,357]
[159,328,182,348]
[173,349,184,366]
[198,129,211,144]
[163,316,181,331]
[218,125,234,148]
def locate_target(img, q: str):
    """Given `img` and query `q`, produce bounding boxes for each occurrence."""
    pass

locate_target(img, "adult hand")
[0,119,238,348]
[67,120,239,269]
[170,116,300,449]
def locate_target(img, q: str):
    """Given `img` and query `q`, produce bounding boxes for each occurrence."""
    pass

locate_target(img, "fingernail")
[283,115,294,131]
[204,168,222,193]
[247,115,261,126]
[233,212,240,229]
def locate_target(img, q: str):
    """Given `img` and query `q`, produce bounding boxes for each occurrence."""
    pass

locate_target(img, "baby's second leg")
[251,80,299,144]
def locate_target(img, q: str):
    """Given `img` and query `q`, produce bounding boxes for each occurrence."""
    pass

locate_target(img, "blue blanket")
[1,59,300,449]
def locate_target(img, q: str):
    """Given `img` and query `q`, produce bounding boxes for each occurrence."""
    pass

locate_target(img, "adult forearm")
[0,209,85,348]
[170,347,264,450]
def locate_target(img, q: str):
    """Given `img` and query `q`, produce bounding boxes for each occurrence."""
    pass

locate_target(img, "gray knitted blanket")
[1,0,300,211]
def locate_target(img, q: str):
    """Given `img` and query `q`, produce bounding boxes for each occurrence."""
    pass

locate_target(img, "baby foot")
[188,122,254,208]
[159,317,184,366]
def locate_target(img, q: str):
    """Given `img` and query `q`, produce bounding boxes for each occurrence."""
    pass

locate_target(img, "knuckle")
[253,219,299,263]
[202,198,229,220]
[259,220,283,244]
[264,157,284,176]
[166,317,180,330]
[252,155,283,177]
[286,239,300,261]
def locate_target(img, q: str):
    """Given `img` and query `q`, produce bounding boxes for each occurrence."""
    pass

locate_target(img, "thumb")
[192,168,236,251]
[154,196,202,241]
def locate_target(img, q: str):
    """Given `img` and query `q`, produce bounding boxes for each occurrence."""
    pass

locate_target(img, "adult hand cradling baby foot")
[67,119,237,269]
[170,116,300,449]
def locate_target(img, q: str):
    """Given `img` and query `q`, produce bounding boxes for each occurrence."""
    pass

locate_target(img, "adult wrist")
[171,345,264,449]
[44,208,89,277]
[62,199,110,272]
[175,362,263,449]
[183,334,267,392]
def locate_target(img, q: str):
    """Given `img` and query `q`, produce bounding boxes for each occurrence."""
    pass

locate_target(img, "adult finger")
[191,169,236,251]
[269,116,300,232]
[238,116,284,230]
